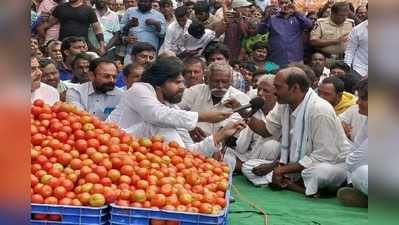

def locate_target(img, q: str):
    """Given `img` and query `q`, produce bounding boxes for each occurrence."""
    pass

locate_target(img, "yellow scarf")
[335,92,357,115]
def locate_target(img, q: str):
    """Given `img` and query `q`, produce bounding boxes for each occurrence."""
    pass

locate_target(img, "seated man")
[107,56,243,156]
[246,66,351,197]
[318,76,357,115]
[31,55,60,105]
[115,42,156,88]
[337,78,368,207]
[178,61,250,141]
[339,104,367,143]
[226,75,281,185]
[66,58,124,120]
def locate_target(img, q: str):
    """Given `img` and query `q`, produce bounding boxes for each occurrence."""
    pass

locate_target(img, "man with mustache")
[66,58,124,120]
[179,61,250,142]
[107,57,242,157]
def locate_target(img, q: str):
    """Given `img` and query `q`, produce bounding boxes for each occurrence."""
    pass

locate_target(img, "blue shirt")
[58,64,73,81]
[115,71,125,88]
[257,12,313,66]
[121,7,166,53]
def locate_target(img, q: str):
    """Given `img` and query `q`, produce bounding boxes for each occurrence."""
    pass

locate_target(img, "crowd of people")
[30,0,368,208]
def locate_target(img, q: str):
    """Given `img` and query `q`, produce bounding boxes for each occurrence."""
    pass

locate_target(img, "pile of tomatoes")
[31,100,229,215]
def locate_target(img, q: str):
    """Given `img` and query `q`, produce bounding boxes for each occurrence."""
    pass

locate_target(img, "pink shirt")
[38,0,60,43]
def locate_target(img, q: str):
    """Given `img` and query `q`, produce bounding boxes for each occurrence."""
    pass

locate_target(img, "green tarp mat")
[228,175,368,225]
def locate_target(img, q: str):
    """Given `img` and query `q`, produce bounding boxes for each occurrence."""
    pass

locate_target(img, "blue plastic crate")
[109,191,230,225]
[31,203,109,225]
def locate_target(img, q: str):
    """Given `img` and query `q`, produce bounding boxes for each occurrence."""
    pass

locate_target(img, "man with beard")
[107,57,242,157]
[66,58,124,120]
[179,61,250,142]
[244,66,351,197]
[121,0,166,64]
[309,52,330,86]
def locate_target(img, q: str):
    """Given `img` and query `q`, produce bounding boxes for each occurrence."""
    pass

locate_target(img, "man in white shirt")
[245,66,351,197]
[107,56,243,156]
[159,6,191,54]
[31,55,60,105]
[337,78,368,207]
[90,0,121,50]
[179,61,250,141]
[344,20,368,77]
[66,58,124,120]
[225,75,281,185]
[339,104,367,143]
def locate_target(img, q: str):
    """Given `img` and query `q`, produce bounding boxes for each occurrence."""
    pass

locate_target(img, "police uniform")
[311,17,354,60]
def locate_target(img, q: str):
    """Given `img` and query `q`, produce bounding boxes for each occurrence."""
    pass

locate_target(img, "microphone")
[233,97,265,113]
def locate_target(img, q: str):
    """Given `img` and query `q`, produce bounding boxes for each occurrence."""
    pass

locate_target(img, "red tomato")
[75,139,88,153]
[53,186,67,199]
[31,194,44,204]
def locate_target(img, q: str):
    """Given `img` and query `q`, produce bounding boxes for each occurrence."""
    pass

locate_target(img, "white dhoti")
[241,159,275,186]
[351,165,368,196]
[302,163,347,196]
[238,139,281,186]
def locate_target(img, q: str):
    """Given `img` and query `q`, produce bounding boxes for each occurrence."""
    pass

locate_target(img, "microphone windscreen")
[249,97,265,109]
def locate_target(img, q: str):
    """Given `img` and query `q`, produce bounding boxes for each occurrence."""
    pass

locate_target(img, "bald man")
[246,66,351,197]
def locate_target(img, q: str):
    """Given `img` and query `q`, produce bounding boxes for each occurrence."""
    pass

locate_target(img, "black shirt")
[53,3,98,41]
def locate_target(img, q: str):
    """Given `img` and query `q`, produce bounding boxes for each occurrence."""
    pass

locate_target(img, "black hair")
[183,1,194,7]
[141,56,184,87]
[174,6,188,17]
[39,58,56,68]
[194,1,209,14]
[188,19,205,38]
[355,78,368,100]
[203,42,230,62]
[251,42,269,52]
[61,36,86,57]
[160,0,173,8]
[330,61,350,73]
[322,76,345,94]
[331,2,349,14]
[338,73,361,94]
[311,52,326,60]
[240,61,257,74]
[123,63,144,77]
[71,53,92,69]
[130,42,156,56]
[183,56,206,70]
[89,57,117,72]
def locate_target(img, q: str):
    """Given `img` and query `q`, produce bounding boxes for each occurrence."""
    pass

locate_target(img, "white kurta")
[236,111,282,186]
[107,82,219,156]
[339,105,367,143]
[31,82,60,106]
[262,93,351,195]
[178,84,250,137]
